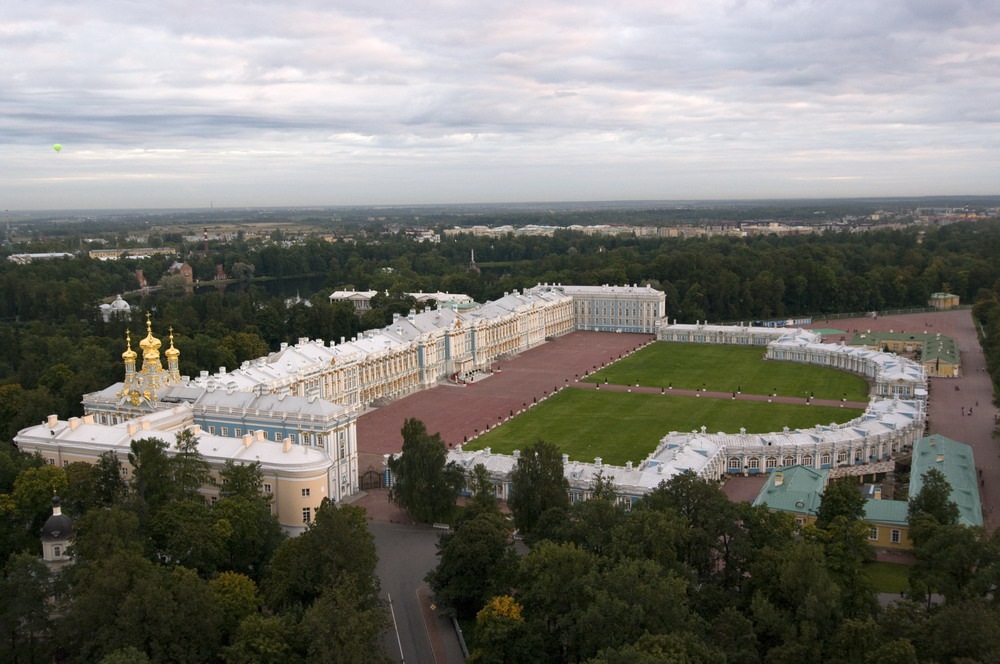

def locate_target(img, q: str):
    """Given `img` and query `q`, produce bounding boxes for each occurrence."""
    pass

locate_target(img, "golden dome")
[165,327,180,360]
[139,313,162,355]
[122,330,137,363]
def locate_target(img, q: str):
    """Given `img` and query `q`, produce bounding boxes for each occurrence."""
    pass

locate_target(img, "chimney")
[47,414,58,428]
[127,423,139,436]
[243,434,253,448]
[626,461,633,470]
[282,437,292,453]
[774,471,784,487]
[513,449,520,458]
[141,420,151,431]
[562,454,569,465]
[68,417,81,431]
[255,430,266,441]
[594,457,602,468]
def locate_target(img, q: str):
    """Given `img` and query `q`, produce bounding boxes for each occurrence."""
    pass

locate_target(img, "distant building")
[538,283,666,334]
[928,292,960,310]
[7,252,74,264]
[98,294,131,322]
[328,290,379,312]
[168,261,194,284]
[89,247,177,260]
[849,331,961,378]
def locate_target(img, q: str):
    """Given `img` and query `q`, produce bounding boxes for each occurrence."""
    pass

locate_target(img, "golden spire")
[164,327,180,360]
[139,313,162,355]
[122,329,137,363]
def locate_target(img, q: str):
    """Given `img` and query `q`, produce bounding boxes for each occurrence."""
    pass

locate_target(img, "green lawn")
[865,561,910,594]
[585,343,869,401]
[464,388,864,466]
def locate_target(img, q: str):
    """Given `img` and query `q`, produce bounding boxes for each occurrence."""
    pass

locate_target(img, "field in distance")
[584,342,870,401]
[465,389,865,466]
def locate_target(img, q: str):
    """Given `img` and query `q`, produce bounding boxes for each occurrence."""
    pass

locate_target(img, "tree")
[815,478,867,530]
[298,582,391,664]
[508,440,569,536]
[263,499,379,615]
[471,596,540,664]
[426,510,518,619]
[171,428,212,501]
[128,437,174,512]
[908,467,960,538]
[0,553,54,663]
[387,418,464,523]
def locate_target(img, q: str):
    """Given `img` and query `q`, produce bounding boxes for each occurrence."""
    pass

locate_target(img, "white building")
[533,283,666,334]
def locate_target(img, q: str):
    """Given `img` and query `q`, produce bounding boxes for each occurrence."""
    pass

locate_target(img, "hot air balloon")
[53,144,62,152]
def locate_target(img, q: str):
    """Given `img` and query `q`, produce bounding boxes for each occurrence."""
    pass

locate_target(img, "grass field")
[865,561,910,594]
[464,388,865,466]
[584,343,870,401]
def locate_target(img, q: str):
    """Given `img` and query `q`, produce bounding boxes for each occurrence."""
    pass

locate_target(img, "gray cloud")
[2,0,998,208]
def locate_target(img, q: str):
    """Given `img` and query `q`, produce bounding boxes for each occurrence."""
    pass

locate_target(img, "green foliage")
[908,467,961,535]
[508,440,570,536]
[387,418,464,523]
[426,510,518,619]
[262,499,379,615]
[815,478,868,529]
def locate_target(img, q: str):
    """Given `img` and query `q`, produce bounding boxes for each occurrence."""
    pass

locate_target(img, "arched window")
[728,457,742,470]
[783,455,796,466]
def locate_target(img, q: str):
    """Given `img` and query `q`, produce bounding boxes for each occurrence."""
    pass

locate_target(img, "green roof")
[911,434,983,527]
[752,465,828,515]
[863,498,908,526]
[848,331,959,365]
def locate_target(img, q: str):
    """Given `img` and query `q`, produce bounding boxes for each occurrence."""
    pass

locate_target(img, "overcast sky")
[3,1,998,210]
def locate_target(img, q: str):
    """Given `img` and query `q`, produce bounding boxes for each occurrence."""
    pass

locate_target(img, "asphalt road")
[371,520,465,664]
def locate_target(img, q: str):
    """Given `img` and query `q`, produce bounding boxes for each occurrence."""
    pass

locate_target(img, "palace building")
[16,284,663,532]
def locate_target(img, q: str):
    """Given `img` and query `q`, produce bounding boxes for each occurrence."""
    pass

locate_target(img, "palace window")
[302,508,311,524]
[208,426,215,435]
[221,427,228,437]
[783,455,796,466]
[302,488,311,497]
[263,483,272,494]
[820,453,832,466]
[235,429,241,437]
[869,528,879,541]
[891,530,901,544]
[54,545,62,557]
[748,457,760,470]
[728,457,741,471]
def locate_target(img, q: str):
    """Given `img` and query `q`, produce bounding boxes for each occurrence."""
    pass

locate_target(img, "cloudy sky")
[3,0,999,210]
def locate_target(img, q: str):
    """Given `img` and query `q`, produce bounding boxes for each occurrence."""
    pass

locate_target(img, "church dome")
[122,330,137,363]
[164,328,180,360]
[139,314,162,357]
[41,497,74,542]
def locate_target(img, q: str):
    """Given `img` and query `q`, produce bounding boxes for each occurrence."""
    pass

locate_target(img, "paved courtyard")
[356,330,655,471]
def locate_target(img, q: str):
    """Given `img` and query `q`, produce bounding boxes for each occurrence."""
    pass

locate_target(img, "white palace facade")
[15,284,661,532]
